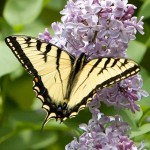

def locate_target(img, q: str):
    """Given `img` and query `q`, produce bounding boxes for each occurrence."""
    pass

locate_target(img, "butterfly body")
[5,35,140,124]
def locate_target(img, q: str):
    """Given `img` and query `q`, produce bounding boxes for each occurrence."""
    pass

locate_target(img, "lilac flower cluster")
[39,0,148,113]
[97,74,149,113]
[39,0,144,58]
[39,0,148,149]
[65,112,143,150]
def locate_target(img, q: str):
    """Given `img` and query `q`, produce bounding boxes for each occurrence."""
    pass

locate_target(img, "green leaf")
[0,129,57,150]
[47,0,67,10]
[0,18,13,40]
[3,0,43,27]
[64,108,90,129]
[138,0,150,20]
[130,123,150,138]
[8,109,44,126]
[22,20,47,36]
[39,8,61,26]
[30,130,57,149]
[127,40,147,63]
[139,68,150,111]
[120,109,143,130]
[0,41,20,77]
[136,23,150,45]
[7,75,35,110]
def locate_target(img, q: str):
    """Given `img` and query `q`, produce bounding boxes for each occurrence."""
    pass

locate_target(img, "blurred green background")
[0,0,150,149]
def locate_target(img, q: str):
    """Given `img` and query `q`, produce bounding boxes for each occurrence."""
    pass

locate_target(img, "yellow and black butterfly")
[5,35,140,125]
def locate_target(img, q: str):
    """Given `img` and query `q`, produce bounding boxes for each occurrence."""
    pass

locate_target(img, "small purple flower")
[60,0,83,23]
[65,113,142,150]
[125,16,144,35]
[82,2,101,24]
[38,28,52,42]
[51,22,64,36]
[123,4,136,20]
[113,0,128,18]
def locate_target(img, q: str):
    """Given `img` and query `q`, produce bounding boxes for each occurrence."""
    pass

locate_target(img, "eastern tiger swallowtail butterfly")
[5,35,140,125]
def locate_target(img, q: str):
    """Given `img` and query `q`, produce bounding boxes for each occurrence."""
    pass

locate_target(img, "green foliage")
[3,0,43,27]
[0,42,19,77]
[128,41,147,62]
[0,0,150,149]
[138,0,150,20]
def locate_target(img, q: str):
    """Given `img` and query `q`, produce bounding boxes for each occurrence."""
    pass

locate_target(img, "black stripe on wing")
[43,44,52,62]
[98,64,140,88]
[5,36,46,75]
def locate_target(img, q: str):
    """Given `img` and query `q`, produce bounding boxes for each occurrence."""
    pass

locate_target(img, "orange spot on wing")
[34,77,39,82]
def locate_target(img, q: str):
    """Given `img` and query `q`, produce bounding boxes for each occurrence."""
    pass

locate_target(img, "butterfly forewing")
[5,35,74,106]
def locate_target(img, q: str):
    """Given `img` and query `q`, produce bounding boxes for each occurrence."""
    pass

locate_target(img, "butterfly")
[5,35,140,125]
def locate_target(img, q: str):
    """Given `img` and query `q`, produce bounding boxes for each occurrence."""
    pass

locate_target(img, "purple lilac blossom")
[95,74,149,113]
[38,0,148,113]
[38,0,148,149]
[65,113,143,150]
